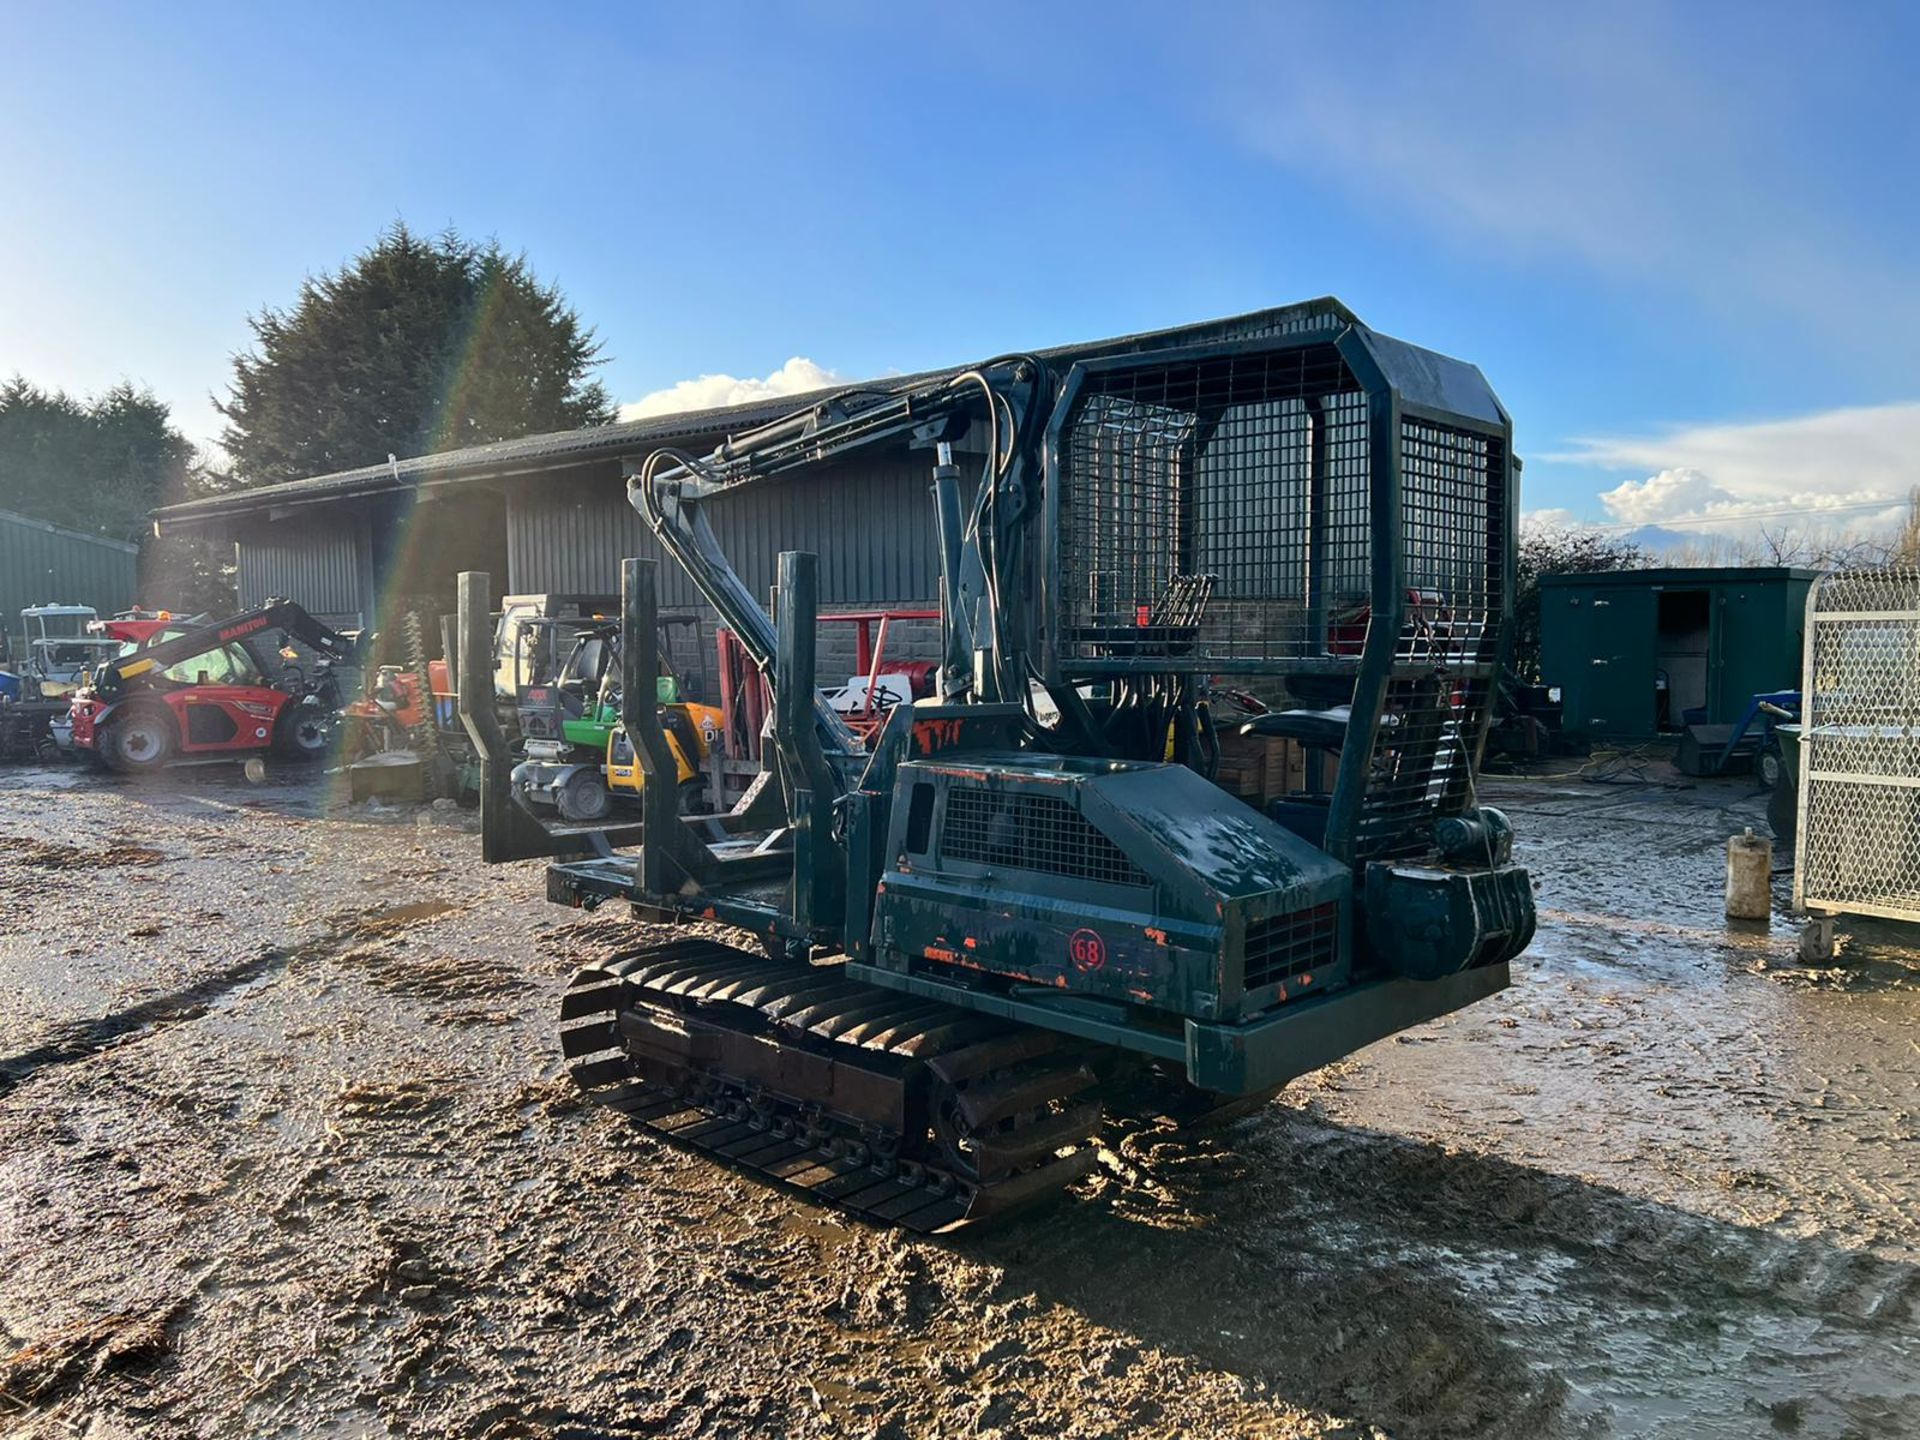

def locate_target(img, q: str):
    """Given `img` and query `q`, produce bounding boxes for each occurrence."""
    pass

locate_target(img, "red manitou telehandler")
[68,599,363,773]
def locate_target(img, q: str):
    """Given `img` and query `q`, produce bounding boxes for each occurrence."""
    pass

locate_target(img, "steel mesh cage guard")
[1795,568,1920,921]
[1043,321,1514,861]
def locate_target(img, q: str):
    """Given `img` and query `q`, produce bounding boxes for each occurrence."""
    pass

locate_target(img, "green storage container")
[1539,566,1816,740]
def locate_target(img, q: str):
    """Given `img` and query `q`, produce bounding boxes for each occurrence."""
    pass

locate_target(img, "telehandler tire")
[273,702,332,761]
[100,704,176,774]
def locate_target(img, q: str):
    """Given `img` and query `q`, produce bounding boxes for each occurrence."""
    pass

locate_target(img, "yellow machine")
[510,623,725,824]
[607,692,723,801]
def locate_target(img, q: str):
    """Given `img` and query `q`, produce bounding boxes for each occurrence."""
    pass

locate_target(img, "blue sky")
[3,2,1916,538]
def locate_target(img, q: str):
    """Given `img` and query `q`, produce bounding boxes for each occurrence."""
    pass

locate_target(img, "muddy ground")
[0,760,1915,1439]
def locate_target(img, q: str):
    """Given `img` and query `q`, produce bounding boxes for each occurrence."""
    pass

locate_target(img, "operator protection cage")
[1029,310,1517,864]
[849,306,1529,1069]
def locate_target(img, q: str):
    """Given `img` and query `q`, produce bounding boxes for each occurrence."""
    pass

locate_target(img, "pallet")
[1215,732,1306,804]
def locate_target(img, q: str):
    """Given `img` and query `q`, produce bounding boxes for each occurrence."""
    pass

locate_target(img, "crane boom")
[626,357,1053,764]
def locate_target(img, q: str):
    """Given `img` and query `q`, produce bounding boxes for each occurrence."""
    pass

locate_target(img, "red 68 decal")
[1067,928,1107,973]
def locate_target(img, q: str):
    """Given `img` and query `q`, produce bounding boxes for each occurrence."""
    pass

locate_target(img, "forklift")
[461,299,1535,1228]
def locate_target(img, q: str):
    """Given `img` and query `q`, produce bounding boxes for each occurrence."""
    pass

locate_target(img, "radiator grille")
[941,787,1150,888]
[1242,902,1339,990]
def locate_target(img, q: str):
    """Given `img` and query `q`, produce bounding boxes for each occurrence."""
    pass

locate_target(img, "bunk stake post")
[623,558,681,896]
[775,550,843,934]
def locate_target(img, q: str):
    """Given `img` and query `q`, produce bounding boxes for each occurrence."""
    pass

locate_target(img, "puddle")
[0,945,290,1094]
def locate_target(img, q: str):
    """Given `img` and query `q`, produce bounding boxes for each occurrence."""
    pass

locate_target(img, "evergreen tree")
[0,378,191,541]
[217,223,613,485]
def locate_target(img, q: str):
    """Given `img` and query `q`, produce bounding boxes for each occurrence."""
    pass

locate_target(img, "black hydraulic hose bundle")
[634,358,1055,741]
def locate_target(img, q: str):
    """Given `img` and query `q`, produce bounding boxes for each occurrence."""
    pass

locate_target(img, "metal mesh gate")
[1358,418,1508,860]
[1795,568,1920,921]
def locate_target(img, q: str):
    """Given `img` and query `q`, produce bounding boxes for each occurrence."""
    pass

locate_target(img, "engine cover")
[869,752,1352,1025]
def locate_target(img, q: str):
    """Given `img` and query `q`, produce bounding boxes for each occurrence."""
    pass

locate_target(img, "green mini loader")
[459,299,1535,1228]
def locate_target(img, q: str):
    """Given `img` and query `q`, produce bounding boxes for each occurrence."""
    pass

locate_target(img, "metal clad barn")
[232,513,371,626]
[1540,566,1817,739]
[505,450,943,608]
[150,301,1365,672]
[0,508,139,643]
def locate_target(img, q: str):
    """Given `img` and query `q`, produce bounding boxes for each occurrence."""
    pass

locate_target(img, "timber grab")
[462,297,1537,1228]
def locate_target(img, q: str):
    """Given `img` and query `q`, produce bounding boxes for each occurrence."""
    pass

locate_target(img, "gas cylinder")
[1726,826,1772,920]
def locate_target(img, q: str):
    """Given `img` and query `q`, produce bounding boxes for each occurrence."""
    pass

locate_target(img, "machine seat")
[1238,706,1350,750]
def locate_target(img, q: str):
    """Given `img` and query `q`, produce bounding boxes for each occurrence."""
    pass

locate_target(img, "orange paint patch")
[912,718,967,754]
[943,951,1043,984]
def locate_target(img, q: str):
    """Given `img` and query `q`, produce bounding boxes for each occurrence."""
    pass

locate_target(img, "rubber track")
[561,939,1100,1232]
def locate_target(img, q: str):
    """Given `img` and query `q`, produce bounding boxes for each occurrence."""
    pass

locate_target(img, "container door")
[1654,588,1713,728]
[1540,584,1589,728]
[1712,582,1797,725]
[1581,585,1659,738]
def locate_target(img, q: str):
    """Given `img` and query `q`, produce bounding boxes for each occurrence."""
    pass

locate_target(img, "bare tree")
[1662,498,1920,570]
[1891,487,1920,565]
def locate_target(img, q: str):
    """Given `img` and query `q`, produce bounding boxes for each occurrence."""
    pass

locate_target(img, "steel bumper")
[844,957,1512,1096]
[1183,961,1510,1093]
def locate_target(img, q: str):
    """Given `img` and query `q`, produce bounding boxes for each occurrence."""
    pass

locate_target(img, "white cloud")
[1520,507,1583,532]
[1597,468,1740,526]
[1548,401,1920,537]
[619,357,846,423]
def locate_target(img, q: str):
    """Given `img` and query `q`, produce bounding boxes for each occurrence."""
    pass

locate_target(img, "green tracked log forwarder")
[458,299,1537,1230]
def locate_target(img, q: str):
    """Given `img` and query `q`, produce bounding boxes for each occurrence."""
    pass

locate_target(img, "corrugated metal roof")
[0,507,140,553]
[156,392,831,527]
[155,299,1360,529]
